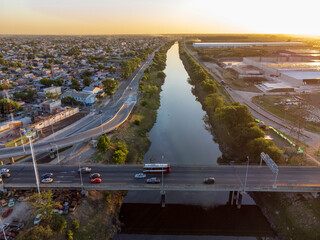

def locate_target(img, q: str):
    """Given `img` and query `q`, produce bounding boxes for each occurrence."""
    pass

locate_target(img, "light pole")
[78,163,84,193]
[19,128,25,154]
[50,143,60,163]
[27,134,40,194]
[243,156,250,193]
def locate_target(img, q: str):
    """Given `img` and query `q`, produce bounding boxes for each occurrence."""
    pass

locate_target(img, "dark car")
[1,173,10,178]
[90,173,101,179]
[62,205,69,215]
[203,177,215,184]
[78,167,92,174]
[41,173,53,178]
[145,177,160,184]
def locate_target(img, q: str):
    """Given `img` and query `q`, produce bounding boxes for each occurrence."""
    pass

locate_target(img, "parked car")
[146,177,160,184]
[78,167,91,174]
[134,173,146,179]
[8,221,24,229]
[0,200,7,207]
[90,173,101,179]
[41,178,53,183]
[2,208,13,218]
[8,199,14,208]
[203,177,215,184]
[34,214,41,225]
[0,224,8,232]
[90,178,102,183]
[0,168,9,173]
[41,173,53,178]
[1,173,10,178]
[62,205,69,215]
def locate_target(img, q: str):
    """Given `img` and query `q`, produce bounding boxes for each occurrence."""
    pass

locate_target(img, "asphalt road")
[2,165,320,192]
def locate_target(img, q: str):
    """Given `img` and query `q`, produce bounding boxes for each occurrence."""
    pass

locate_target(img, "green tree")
[29,191,57,222]
[70,78,80,91]
[50,213,67,233]
[111,150,127,164]
[81,70,92,79]
[61,96,81,106]
[43,63,52,69]
[157,71,166,79]
[24,225,53,240]
[0,99,21,115]
[144,85,158,97]
[66,230,74,240]
[40,78,52,87]
[13,89,37,102]
[204,93,224,113]
[97,134,111,153]
[45,92,60,99]
[102,78,119,95]
[83,77,92,87]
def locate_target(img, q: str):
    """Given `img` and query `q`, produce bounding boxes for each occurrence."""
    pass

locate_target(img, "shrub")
[105,192,112,205]
[50,213,67,233]
[66,230,73,240]
[134,119,141,125]
[141,100,147,107]
[72,220,80,230]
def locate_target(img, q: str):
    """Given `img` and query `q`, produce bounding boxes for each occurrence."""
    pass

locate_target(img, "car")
[8,199,14,208]
[0,224,9,232]
[62,205,69,215]
[8,221,24,229]
[146,177,160,184]
[0,168,9,173]
[1,232,15,238]
[54,205,65,210]
[134,173,146,179]
[78,167,91,174]
[1,172,10,178]
[34,214,41,225]
[203,177,215,184]
[41,173,53,178]
[90,178,102,183]
[53,209,63,214]
[0,200,7,207]
[2,209,13,218]
[90,173,101,179]
[41,178,53,183]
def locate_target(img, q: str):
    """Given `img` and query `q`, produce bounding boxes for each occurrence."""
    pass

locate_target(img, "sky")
[1,0,320,35]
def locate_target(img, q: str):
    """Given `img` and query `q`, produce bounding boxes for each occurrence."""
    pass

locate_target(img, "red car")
[54,205,65,210]
[2,208,13,217]
[90,178,102,183]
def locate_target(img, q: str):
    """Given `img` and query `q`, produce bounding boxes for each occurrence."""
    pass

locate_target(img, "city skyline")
[1,0,320,36]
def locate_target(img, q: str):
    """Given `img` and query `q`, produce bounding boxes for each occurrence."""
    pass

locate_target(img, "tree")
[144,85,158,98]
[0,99,21,115]
[61,96,81,106]
[72,220,80,230]
[204,93,224,113]
[45,92,60,99]
[50,213,67,233]
[43,63,51,69]
[40,78,52,87]
[23,225,53,240]
[29,191,57,222]
[102,78,118,95]
[81,70,92,79]
[66,230,74,240]
[83,77,92,87]
[97,134,111,153]
[70,78,80,91]
[157,71,166,79]
[111,142,128,164]
[13,89,37,102]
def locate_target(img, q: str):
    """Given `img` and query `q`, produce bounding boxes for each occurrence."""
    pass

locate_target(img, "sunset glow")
[1,0,320,35]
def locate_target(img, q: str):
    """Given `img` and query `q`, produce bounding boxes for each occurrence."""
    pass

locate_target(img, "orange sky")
[1,0,320,35]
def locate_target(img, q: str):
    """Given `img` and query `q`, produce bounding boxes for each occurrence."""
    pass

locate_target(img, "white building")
[60,91,95,106]
[82,86,101,94]
[193,42,306,48]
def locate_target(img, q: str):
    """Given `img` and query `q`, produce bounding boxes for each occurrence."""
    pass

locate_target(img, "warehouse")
[193,42,306,48]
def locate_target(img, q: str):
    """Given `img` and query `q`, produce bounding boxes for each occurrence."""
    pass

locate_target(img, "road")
[3,165,320,192]
[0,49,157,159]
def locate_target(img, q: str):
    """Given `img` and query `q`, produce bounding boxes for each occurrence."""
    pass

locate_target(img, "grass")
[111,70,164,164]
[252,95,320,133]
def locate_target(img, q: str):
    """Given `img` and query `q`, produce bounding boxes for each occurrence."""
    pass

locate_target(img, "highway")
[0,49,157,159]
[3,165,320,192]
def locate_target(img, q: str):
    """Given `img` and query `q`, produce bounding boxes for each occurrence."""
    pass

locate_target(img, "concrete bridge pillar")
[160,190,165,208]
[232,191,238,205]
[228,191,233,205]
[237,192,243,209]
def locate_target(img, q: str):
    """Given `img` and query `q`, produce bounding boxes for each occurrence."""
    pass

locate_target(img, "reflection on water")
[143,43,221,166]
[118,43,275,240]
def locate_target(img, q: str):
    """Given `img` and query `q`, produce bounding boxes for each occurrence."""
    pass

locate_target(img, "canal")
[117,43,275,239]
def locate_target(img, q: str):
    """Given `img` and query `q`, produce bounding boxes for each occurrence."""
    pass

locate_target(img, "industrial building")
[193,42,306,48]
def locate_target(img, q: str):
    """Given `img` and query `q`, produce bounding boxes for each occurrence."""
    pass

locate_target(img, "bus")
[143,164,171,173]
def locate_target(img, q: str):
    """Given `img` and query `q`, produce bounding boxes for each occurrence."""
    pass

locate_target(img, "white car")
[134,173,146,179]
[41,178,53,183]
[1,168,9,173]
[34,214,41,225]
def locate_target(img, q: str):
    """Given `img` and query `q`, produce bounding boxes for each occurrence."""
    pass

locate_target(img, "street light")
[26,133,40,194]
[50,143,60,163]
[78,162,84,193]
[51,124,55,140]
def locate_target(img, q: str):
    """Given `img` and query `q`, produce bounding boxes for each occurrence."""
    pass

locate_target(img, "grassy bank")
[110,42,174,164]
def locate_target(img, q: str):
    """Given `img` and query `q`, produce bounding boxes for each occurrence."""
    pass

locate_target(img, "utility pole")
[27,134,40,194]
[51,143,60,163]
[19,128,25,154]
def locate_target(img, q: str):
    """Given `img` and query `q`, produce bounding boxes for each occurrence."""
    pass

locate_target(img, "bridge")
[2,165,320,193]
